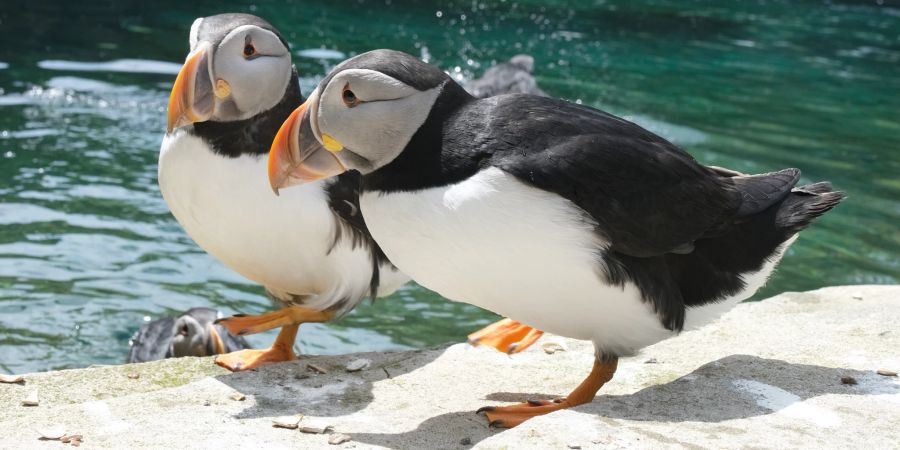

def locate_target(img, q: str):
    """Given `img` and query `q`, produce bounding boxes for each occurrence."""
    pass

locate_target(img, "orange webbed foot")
[468,318,544,354]
[476,358,619,428]
[478,398,571,428]
[214,345,296,371]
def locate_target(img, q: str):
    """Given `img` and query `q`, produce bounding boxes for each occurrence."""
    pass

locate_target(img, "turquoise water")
[1,1,897,374]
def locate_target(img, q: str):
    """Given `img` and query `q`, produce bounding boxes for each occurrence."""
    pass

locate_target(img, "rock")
[876,369,897,377]
[126,372,140,380]
[851,292,864,300]
[840,376,857,385]
[36,425,66,440]
[307,363,328,374]
[0,285,897,449]
[328,433,352,445]
[459,437,472,445]
[21,391,39,407]
[644,358,658,364]
[345,358,370,372]
[567,443,582,449]
[229,392,246,401]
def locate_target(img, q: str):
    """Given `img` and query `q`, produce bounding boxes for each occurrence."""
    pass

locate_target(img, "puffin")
[466,54,547,99]
[267,49,845,427]
[159,15,526,370]
[127,307,250,363]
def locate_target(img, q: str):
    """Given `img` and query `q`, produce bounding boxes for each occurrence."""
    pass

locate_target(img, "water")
[1,1,897,374]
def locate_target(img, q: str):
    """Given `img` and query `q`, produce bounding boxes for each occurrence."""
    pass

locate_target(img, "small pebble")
[126,372,140,380]
[877,369,897,377]
[307,363,328,374]
[22,390,39,406]
[0,373,24,384]
[61,434,83,445]
[542,342,565,354]
[346,358,371,372]
[644,358,658,364]
[36,425,66,440]
[567,443,582,449]
[851,292,863,300]
[840,376,857,385]
[459,437,472,445]
[328,433,352,445]
[230,392,246,401]
[203,400,211,406]
[272,416,302,429]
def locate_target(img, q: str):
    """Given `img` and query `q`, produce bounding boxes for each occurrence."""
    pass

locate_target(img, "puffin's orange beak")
[268,96,347,195]
[167,43,214,132]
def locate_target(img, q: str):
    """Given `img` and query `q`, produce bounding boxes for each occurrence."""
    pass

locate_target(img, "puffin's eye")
[243,44,256,57]
[342,85,359,108]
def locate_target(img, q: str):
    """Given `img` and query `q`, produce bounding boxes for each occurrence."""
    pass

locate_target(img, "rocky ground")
[1,285,898,449]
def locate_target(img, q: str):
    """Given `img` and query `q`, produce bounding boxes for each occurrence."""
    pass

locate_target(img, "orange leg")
[213,306,334,372]
[478,357,618,428]
[468,318,545,354]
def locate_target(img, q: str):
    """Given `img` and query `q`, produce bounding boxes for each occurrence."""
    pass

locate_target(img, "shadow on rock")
[586,354,898,423]
[211,348,437,420]
[351,411,496,450]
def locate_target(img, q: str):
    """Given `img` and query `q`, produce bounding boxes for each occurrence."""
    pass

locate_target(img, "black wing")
[476,95,742,257]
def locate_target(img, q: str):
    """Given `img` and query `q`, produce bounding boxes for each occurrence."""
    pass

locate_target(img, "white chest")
[158,131,373,303]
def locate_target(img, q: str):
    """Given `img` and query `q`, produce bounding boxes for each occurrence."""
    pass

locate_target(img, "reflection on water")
[0,1,897,374]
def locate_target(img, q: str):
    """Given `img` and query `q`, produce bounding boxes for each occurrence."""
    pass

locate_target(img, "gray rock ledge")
[1,285,898,449]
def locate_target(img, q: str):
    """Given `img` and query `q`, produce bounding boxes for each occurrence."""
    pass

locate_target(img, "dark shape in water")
[127,307,250,363]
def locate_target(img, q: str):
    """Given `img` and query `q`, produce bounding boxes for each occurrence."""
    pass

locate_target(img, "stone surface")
[1,285,898,449]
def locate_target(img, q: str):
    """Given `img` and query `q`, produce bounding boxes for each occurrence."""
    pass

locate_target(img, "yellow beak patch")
[322,133,344,153]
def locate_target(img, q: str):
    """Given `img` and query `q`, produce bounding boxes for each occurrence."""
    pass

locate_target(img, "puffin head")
[267,49,454,192]
[167,13,293,132]
[169,307,227,357]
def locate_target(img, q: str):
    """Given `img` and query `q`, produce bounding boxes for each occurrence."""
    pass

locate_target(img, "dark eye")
[342,85,359,107]
[243,44,256,57]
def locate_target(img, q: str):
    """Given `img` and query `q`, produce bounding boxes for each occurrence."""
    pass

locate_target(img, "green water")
[0,1,897,374]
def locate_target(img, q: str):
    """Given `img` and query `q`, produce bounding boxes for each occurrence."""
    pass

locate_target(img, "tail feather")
[733,168,801,217]
[776,188,845,234]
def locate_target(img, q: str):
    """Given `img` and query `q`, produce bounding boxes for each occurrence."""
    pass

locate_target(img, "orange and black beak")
[268,92,347,194]
[167,42,215,132]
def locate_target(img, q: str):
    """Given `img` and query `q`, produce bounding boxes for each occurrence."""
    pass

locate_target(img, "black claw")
[527,399,543,406]
[488,419,505,428]
[468,338,481,345]
[476,406,495,414]
[506,344,518,354]
[553,397,565,403]
[237,329,250,336]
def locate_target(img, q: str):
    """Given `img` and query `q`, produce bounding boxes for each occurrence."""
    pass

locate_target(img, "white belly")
[361,167,790,355]
[158,131,404,308]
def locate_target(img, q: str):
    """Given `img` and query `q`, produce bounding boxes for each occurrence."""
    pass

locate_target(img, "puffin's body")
[268,49,845,427]
[127,307,250,363]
